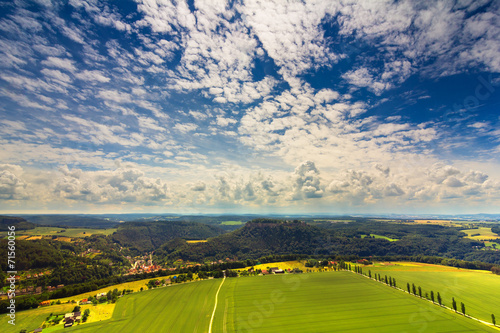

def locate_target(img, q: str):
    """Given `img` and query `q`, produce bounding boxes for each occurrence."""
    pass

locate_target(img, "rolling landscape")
[2,214,500,332]
[2,0,500,332]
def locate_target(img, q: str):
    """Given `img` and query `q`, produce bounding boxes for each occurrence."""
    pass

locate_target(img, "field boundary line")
[350,270,500,331]
[208,276,226,333]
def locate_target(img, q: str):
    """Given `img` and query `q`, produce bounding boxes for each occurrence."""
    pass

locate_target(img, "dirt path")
[208,276,226,333]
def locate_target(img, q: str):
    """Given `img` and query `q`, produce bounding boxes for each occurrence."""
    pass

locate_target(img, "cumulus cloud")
[55,167,168,203]
[0,165,28,200]
[292,161,323,199]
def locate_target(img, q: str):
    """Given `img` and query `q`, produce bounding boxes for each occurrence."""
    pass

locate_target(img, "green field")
[54,280,220,332]
[43,271,496,332]
[484,241,500,249]
[361,234,398,241]
[461,227,500,240]
[3,302,75,333]
[220,221,244,225]
[0,226,117,239]
[368,262,500,323]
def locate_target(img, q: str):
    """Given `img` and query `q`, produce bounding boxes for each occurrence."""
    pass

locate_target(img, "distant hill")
[20,215,118,228]
[0,216,36,231]
[111,220,225,252]
[156,219,330,261]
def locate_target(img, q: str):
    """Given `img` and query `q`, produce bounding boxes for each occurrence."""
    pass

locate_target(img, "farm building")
[64,318,74,328]
[269,267,284,274]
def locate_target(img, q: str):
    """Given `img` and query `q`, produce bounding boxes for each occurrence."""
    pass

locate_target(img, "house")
[35,286,42,293]
[273,269,284,274]
[39,300,50,306]
[269,267,284,274]
[64,318,74,328]
[261,270,269,275]
[57,284,64,289]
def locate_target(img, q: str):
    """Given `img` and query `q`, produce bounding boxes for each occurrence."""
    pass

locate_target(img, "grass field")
[484,241,500,249]
[56,279,221,332]
[239,260,324,273]
[361,234,398,241]
[3,302,75,333]
[212,272,495,332]
[40,271,497,332]
[367,262,500,323]
[0,226,117,239]
[220,221,244,225]
[461,227,500,240]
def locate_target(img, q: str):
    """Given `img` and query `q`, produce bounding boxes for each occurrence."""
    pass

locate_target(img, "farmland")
[0,226,117,239]
[461,227,500,240]
[220,221,244,225]
[56,279,220,332]
[368,262,500,323]
[40,270,496,332]
[3,302,75,333]
[361,234,398,241]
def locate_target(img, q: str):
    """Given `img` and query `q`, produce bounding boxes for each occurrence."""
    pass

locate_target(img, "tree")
[431,291,435,303]
[407,283,410,293]
[452,297,457,312]
[461,302,465,315]
[392,278,396,288]
[369,270,371,278]
[412,283,416,295]
[492,314,496,326]
[384,275,388,284]
[418,286,422,297]
[437,292,442,306]
[72,305,81,313]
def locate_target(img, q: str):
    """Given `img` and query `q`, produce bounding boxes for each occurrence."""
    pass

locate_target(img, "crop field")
[367,262,500,323]
[484,241,500,249]
[220,221,244,225]
[3,302,75,333]
[212,272,495,332]
[361,234,398,241]
[240,260,323,273]
[57,279,220,332]
[1,226,117,239]
[461,227,500,240]
[42,271,496,332]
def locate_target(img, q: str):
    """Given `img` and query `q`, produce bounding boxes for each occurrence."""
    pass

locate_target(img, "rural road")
[209,276,226,333]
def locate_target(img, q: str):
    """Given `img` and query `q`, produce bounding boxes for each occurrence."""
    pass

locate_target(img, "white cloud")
[55,167,169,203]
[41,57,77,72]
[173,122,198,133]
[75,70,110,83]
[41,68,72,83]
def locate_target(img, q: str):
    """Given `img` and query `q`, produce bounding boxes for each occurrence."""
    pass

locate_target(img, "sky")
[0,0,500,215]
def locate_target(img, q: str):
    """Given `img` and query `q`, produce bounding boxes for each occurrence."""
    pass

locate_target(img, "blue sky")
[0,0,499,214]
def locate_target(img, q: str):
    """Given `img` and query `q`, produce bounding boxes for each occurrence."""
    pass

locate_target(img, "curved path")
[208,276,226,333]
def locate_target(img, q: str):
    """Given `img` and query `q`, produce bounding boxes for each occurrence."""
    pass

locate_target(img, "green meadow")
[220,221,244,225]
[3,303,75,333]
[368,262,500,323]
[47,271,496,332]
[361,234,398,241]
[212,272,494,332]
[57,279,220,332]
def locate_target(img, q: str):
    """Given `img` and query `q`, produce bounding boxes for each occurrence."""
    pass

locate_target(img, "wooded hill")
[20,215,118,228]
[0,215,36,231]
[154,219,500,265]
[111,221,225,252]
